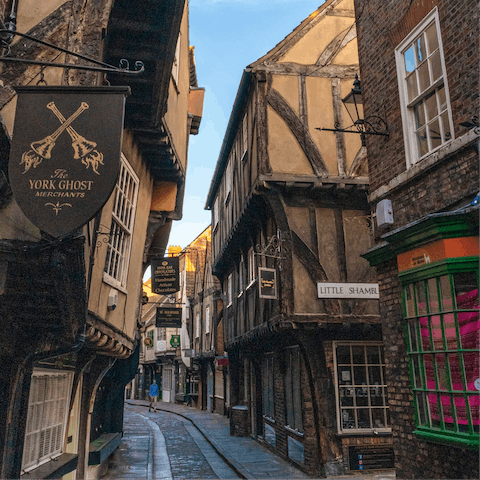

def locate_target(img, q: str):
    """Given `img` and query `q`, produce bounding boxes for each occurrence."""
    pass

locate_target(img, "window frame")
[395,8,454,168]
[400,259,479,448]
[227,273,233,307]
[262,353,275,421]
[284,346,303,434]
[247,248,256,287]
[103,154,139,289]
[333,341,391,435]
[195,311,200,338]
[21,369,74,473]
[205,305,211,334]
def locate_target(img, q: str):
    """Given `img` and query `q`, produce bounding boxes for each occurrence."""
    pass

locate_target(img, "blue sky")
[167,0,325,249]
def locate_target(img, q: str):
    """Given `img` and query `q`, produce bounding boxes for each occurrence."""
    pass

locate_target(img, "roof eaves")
[205,69,253,209]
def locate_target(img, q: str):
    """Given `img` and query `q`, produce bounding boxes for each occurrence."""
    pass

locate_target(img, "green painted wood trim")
[414,428,480,449]
[398,257,479,284]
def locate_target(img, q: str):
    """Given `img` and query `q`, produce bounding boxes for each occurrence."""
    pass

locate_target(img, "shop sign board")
[259,267,277,299]
[156,307,182,328]
[170,335,180,348]
[317,282,379,299]
[151,257,180,294]
[9,86,129,237]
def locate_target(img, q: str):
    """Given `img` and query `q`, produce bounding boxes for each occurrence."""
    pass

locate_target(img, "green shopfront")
[363,205,479,453]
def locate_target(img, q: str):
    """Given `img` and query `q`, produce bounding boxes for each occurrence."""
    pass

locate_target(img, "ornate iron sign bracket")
[0,29,144,75]
[316,117,389,147]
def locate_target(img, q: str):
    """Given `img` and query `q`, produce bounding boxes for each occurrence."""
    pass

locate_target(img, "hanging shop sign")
[9,86,129,237]
[317,282,379,299]
[144,336,153,348]
[259,267,277,299]
[170,335,180,348]
[151,257,180,294]
[156,307,182,328]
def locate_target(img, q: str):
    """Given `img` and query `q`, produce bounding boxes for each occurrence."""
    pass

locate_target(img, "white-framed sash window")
[395,8,454,168]
[22,370,74,473]
[104,154,139,288]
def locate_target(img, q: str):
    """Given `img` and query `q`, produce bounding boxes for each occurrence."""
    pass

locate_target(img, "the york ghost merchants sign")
[9,86,130,237]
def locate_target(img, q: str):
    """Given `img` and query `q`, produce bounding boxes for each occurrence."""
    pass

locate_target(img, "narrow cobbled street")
[102,401,396,480]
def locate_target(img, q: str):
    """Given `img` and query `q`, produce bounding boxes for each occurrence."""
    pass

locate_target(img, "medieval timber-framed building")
[206,0,393,476]
[0,0,203,479]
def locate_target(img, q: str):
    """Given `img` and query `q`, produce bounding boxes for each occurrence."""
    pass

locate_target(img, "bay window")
[402,267,479,447]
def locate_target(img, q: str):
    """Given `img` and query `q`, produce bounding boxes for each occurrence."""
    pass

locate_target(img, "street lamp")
[316,74,389,147]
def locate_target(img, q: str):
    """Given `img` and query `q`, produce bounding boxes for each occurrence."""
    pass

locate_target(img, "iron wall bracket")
[0,29,144,75]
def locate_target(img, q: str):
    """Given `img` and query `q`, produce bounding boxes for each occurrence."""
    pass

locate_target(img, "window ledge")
[369,128,480,203]
[246,279,257,290]
[102,272,128,294]
[21,453,78,479]
[285,425,304,437]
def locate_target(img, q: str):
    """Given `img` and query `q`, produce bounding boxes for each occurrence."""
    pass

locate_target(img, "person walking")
[149,379,159,412]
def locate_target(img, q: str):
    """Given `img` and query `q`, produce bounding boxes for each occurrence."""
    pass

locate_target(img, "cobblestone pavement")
[103,403,238,480]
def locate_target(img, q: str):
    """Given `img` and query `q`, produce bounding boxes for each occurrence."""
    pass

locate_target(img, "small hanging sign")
[8,86,129,237]
[151,257,180,294]
[259,267,277,299]
[156,307,182,328]
[170,335,180,348]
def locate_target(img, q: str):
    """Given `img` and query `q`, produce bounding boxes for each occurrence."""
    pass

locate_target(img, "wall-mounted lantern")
[316,74,389,147]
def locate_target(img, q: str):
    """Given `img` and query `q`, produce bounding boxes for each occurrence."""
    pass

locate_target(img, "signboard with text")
[9,86,129,237]
[259,267,277,299]
[151,257,180,294]
[317,282,379,299]
[156,307,182,328]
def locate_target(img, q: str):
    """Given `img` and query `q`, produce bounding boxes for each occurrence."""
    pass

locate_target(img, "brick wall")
[355,0,479,196]
[355,0,479,476]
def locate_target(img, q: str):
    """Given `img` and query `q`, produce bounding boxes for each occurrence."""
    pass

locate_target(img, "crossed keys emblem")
[20,102,104,174]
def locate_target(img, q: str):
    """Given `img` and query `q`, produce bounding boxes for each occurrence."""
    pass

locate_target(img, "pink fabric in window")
[420,289,479,426]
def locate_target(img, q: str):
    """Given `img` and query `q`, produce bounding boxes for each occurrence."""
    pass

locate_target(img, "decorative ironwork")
[316,74,388,147]
[0,29,145,76]
[343,213,375,234]
[317,116,389,147]
[460,116,480,136]
[255,234,283,259]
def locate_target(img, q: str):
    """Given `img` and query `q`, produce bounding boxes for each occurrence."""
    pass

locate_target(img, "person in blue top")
[149,379,159,412]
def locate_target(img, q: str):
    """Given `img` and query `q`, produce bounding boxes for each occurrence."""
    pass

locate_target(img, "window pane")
[448,353,463,390]
[353,365,367,385]
[340,387,354,406]
[415,35,427,63]
[368,365,382,384]
[366,345,381,364]
[406,71,418,102]
[342,409,355,429]
[404,45,416,74]
[429,50,442,82]
[408,319,420,352]
[412,355,424,389]
[405,284,416,317]
[453,272,478,310]
[417,60,430,92]
[428,278,440,313]
[425,22,439,53]
[352,346,365,364]
[357,408,371,429]
[435,354,449,390]
[370,387,385,406]
[414,101,426,128]
[420,317,432,351]
[437,85,447,111]
[440,111,451,141]
[431,316,443,350]
[428,118,442,150]
[416,392,428,426]
[424,91,437,122]
[416,282,427,315]
[355,387,369,406]
[372,408,386,428]
[337,345,351,364]
[439,276,454,311]
[339,366,352,385]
